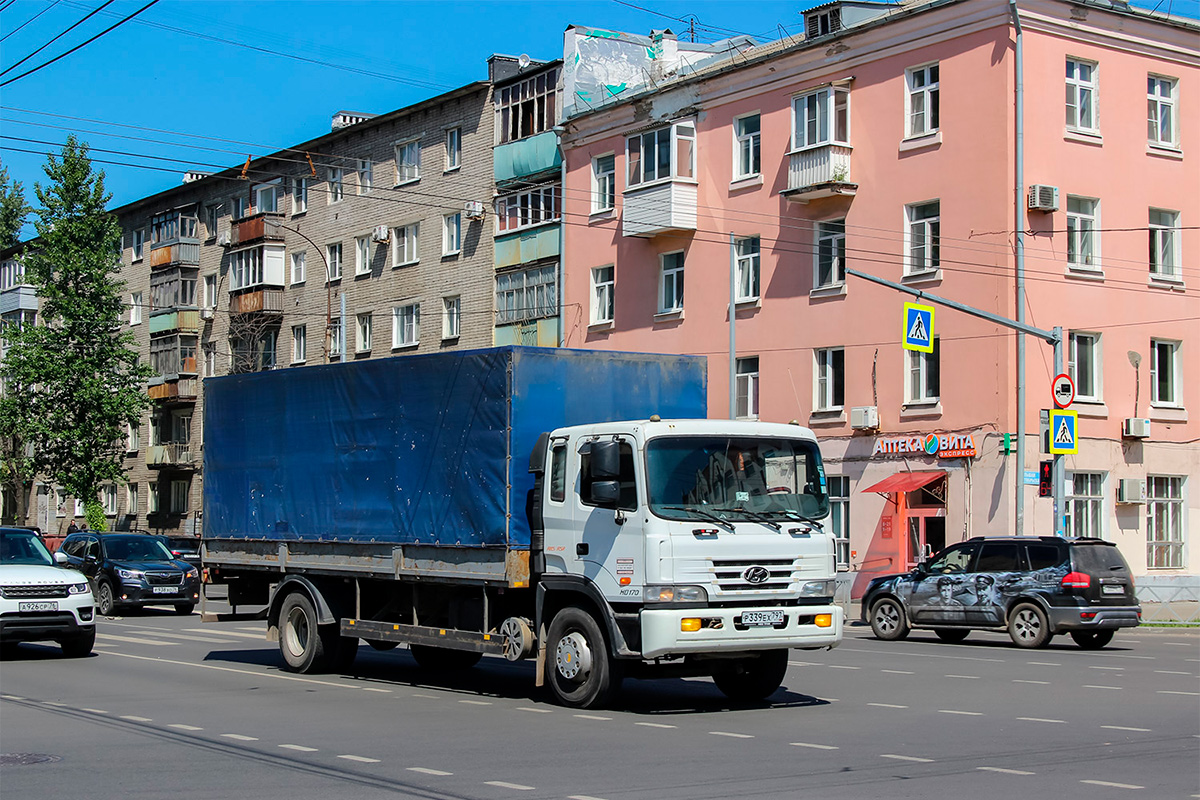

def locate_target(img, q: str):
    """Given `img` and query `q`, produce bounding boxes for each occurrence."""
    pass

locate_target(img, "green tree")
[0,163,31,249]
[0,136,151,529]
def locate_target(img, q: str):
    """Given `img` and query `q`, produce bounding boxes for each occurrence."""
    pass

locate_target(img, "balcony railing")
[150,240,201,269]
[147,443,196,469]
[149,309,200,336]
[230,212,285,247]
[622,180,698,238]
[783,145,856,202]
[229,288,284,315]
[148,378,198,403]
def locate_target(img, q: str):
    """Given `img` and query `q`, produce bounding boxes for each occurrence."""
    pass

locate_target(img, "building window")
[496,67,559,144]
[735,357,759,420]
[793,86,849,149]
[126,483,139,517]
[74,498,84,518]
[292,177,308,214]
[148,482,158,514]
[355,235,371,276]
[356,159,372,194]
[228,196,247,222]
[1069,331,1101,401]
[592,154,615,212]
[1149,208,1180,280]
[735,236,760,302]
[1147,476,1184,569]
[329,317,344,357]
[806,8,841,37]
[203,275,216,309]
[132,228,145,261]
[356,313,372,352]
[126,422,140,453]
[1066,196,1099,270]
[734,114,761,179]
[292,324,306,363]
[205,204,219,237]
[627,121,695,186]
[170,479,189,514]
[203,343,215,376]
[814,347,844,411]
[393,223,418,266]
[442,296,460,339]
[395,140,420,183]
[1065,472,1104,538]
[442,213,462,255]
[658,252,684,314]
[1150,339,1180,406]
[101,485,117,516]
[445,128,461,170]
[130,292,142,325]
[495,185,561,233]
[1066,58,1097,132]
[392,303,419,348]
[906,201,940,275]
[906,63,939,138]
[229,248,265,291]
[326,243,342,281]
[253,180,279,213]
[291,251,306,285]
[328,167,344,203]
[815,220,846,288]
[495,264,557,323]
[828,476,850,571]
[591,265,614,325]
[907,337,940,404]
[1148,75,1177,147]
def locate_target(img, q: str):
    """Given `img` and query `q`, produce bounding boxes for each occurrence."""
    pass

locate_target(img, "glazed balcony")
[229,211,285,247]
[782,145,857,203]
[621,180,698,238]
[149,213,201,269]
[148,377,199,404]
[229,288,284,316]
[0,284,37,315]
[149,309,200,336]
[147,443,196,469]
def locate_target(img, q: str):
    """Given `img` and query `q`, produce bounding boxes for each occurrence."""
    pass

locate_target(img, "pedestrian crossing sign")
[1049,409,1078,454]
[903,303,935,353]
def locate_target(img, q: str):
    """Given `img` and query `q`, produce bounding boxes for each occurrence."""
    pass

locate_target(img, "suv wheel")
[96,580,116,616]
[1008,603,1051,648]
[1070,630,1114,650]
[870,598,909,641]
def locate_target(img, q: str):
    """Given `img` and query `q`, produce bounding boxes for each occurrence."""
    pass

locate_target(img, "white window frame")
[329,317,344,357]
[355,235,372,276]
[495,185,561,233]
[203,343,216,377]
[1066,58,1098,133]
[905,63,940,139]
[292,177,308,215]
[792,86,850,150]
[1149,208,1180,281]
[395,139,421,184]
[292,324,306,363]
[229,195,248,221]
[1065,471,1105,539]
[203,275,217,309]
[442,296,460,340]
[101,485,117,516]
[126,422,140,453]
[828,475,851,571]
[1147,475,1185,569]
[326,242,342,281]
[126,483,139,517]
[130,292,143,325]
[328,167,344,204]
[445,127,461,171]
[1068,331,1102,402]
[906,337,940,404]
[147,482,158,514]
[132,228,145,261]
[1150,338,1181,407]
[591,265,614,325]
[735,236,760,302]
[592,153,615,212]
[356,159,373,194]
[1148,75,1178,148]
[356,312,372,353]
[626,120,695,187]
[735,357,759,420]
[205,204,220,238]
[442,213,462,256]
[733,113,761,180]
[74,499,84,518]
[905,201,940,275]
[392,303,419,348]
[658,251,684,314]
[815,220,846,289]
[814,347,844,412]
[290,251,306,285]
[253,179,280,213]
[229,248,265,291]
[392,222,419,267]
[1066,195,1100,271]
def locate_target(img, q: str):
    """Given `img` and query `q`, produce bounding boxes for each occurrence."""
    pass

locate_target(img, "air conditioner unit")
[371,225,390,243]
[1117,478,1146,504]
[216,232,231,247]
[1028,184,1059,212]
[464,200,485,220]
[850,406,879,430]
[1122,417,1150,439]
[199,308,214,320]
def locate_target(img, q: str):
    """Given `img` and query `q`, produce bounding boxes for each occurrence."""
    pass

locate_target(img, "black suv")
[861,537,1141,649]
[58,532,201,616]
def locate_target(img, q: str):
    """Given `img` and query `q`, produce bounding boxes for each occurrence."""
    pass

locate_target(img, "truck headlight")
[68,582,90,595]
[116,568,142,581]
[645,585,708,603]
[799,579,836,598]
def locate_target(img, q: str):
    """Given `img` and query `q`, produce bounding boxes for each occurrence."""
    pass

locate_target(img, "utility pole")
[845,267,1066,536]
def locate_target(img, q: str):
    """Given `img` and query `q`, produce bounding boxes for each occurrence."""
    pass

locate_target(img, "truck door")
[575,436,645,602]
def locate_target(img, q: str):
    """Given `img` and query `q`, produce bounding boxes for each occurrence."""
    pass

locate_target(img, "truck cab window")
[579,441,637,511]
[549,444,567,502]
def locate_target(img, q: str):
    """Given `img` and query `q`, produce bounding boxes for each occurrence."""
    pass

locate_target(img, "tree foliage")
[0,163,31,250]
[0,137,151,527]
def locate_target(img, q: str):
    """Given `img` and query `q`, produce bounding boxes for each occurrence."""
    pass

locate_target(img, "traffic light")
[1038,460,1053,497]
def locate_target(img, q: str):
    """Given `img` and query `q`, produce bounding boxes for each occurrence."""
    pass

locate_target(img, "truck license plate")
[19,601,57,612]
[152,586,178,594]
[741,610,785,627]
[1101,585,1124,596]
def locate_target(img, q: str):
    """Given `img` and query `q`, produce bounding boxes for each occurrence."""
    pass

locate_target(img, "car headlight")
[799,579,836,598]
[68,582,90,595]
[645,585,709,604]
[184,566,199,579]
[116,568,142,581]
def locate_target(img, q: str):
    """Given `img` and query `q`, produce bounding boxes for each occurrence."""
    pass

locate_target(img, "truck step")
[342,619,508,656]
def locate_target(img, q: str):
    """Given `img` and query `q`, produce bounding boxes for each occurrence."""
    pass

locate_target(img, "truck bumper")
[640,604,843,659]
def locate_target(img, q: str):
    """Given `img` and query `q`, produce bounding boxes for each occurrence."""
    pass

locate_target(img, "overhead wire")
[0,0,113,77]
[1,0,62,43]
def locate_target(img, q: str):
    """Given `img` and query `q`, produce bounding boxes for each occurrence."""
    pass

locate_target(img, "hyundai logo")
[742,566,771,584]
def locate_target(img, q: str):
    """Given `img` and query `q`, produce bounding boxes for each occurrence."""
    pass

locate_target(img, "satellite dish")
[1127,351,1142,368]
[517,54,531,69]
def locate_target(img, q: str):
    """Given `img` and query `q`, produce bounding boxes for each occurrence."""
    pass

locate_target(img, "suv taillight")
[1061,571,1091,588]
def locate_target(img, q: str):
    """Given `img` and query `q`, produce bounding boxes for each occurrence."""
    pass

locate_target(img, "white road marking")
[129,630,239,644]
[1154,670,1192,675]
[1027,661,1060,666]
[1089,666,1124,671]
[978,767,1035,775]
[1158,690,1200,696]
[827,665,861,670]
[221,733,258,741]
[362,687,391,693]
[119,715,152,722]
[1013,679,1050,685]
[185,628,264,639]
[81,708,108,714]
[407,767,453,776]
[1084,685,1123,690]
[788,660,820,666]
[868,703,908,709]
[459,699,492,706]
[279,744,319,752]
[0,695,25,701]
[96,633,178,646]
[938,710,983,716]
[635,722,677,729]
[881,754,934,763]
[710,731,754,738]
[1081,779,1143,789]
[93,643,115,648]
[168,724,203,731]
[43,701,68,707]
[882,669,914,674]
[945,674,980,679]
[485,781,535,790]
[338,755,381,763]
[840,647,1003,663]
[574,714,611,721]
[1102,725,1151,732]
[516,707,553,714]
[791,742,839,750]
[412,694,440,699]
[1163,642,1192,647]
[100,651,366,689]
[569,796,610,800]
[1018,717,1066,724]
[235,626,266,632]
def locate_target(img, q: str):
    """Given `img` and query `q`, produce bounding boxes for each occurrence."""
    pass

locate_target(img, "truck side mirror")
[590,480,620,508]
[590,440,621,479]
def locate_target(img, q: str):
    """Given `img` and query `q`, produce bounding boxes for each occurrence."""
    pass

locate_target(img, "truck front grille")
[1,584,71,599]
[710,558,797,593]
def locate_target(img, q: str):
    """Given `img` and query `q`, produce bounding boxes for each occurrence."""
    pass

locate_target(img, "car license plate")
[19,601,57,612]
[741,610,785,627]
[152,586,178,594]
[1102,585,1124,596]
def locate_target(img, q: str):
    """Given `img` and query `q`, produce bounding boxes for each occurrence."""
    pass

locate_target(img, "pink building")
[558,0,1199,597]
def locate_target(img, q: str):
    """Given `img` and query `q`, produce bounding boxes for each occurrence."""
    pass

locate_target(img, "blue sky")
[2,0,1195,229]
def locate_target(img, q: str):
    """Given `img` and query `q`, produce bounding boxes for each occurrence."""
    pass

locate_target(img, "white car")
[0,527,96,657]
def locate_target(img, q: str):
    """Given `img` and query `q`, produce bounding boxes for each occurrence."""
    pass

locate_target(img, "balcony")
[622,181,698,238]
[494,130,561,184]
[229,288,284,316]
[149,309,200,336]
[148,378,199,404]
[782,145,857,203]
[229,211,285,247]
[0,284,37,315]
[147,443,196,469]
[149,212,201,269]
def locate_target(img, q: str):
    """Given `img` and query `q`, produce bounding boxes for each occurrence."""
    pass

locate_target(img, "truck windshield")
[646,436,829,524]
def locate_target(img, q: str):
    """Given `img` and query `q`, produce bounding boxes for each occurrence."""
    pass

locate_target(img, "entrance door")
[906,515,947,569]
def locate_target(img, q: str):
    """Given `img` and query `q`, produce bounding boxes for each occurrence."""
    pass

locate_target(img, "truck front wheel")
[546,607,622,709]
[711,650,789,702]
[278,592,337,673]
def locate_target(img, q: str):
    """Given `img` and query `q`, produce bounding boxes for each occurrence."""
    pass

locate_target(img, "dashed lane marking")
[1084,685,1123,690]
[791,742,839,750]
[412,694,440,699]
[635,722,677,729]
[184,628,264,639]
[881,754,934,763]
[1154,670,1192,675]
[568,795,610,800]
[1158,690,1200,696]
[517,707,553,713]
[279,744,319,752]
[221,734,258,741]
[1081,780,1143,789]
[574,714,611,721]
[81,708,108,714]
[362,687,391,693]
[827,665,861,670]
[459,700,492,706]
[0,695,25,701]
[1027,661,1060,666]
[96,633,178,646]
[168,724,203,731]
[1089,666,1124,671]
[1163,643,1192,647]
[128,630,240,644]
[788,660,820,666]
[1102,726,1151,732]
[43,701,68,707]
[710,731,754,738]
[882,670,914,674]
[945,674,980,679]
[119,715,152,722]
[484,781,535,790]
[100,651,355,689]
[407,767,453,776]
[1013,680,1050,685]
[938,710,983,716]
[868,703,908,709]
[978,767,1035,776]
[1018,717,1066,724]
[338,755,381,763]
[838,647,1003,663]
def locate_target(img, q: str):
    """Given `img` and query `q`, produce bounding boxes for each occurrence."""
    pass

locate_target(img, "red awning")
[862,471,946,495]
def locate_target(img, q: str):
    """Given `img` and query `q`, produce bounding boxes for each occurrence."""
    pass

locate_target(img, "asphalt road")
[2,603,1198,800]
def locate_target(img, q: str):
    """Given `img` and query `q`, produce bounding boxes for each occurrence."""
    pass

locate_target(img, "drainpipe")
[554,125,567,347]
[1010,0,1027,536]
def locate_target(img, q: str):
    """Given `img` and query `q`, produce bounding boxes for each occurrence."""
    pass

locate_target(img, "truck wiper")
[776,509,825,530]
[728,508,782,531]
[660,506,735,530]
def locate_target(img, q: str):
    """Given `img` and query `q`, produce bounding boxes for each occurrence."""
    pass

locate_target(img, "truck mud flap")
[342,619,508,656]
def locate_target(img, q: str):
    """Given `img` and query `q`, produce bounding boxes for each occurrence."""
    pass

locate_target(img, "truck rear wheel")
[546,607,622,709]
[279,592,337,673]
[712,650,789,702]
[409,645,482,671]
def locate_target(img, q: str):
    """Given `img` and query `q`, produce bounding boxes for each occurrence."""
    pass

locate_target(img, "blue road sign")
[903,303,935,352]
[1049,409,1078,454]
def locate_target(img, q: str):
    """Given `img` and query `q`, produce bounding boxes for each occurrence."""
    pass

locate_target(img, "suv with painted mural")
[861,537,1141,649]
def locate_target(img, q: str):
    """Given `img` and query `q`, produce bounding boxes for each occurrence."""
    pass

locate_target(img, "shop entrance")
[906,514,947,569]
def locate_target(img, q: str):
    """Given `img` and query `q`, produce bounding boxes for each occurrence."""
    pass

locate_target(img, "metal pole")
[340,291,347,364]
[1011,0,1027,536]
[1052,327,1065,536]
[280,223,331,359]
[729,233,736,420]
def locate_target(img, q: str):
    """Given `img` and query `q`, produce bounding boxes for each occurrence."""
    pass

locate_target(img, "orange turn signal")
[815,614,832,628]
[681,618,701,632]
